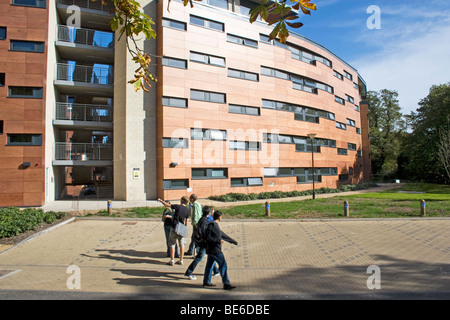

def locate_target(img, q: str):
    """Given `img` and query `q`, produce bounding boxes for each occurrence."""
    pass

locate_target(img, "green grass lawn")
[92,183,450,219]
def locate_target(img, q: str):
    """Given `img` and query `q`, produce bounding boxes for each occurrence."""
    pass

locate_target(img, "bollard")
[344,201,349,217]
[107,200,112,215]
[420,199,426,216]
[265,201,270,217]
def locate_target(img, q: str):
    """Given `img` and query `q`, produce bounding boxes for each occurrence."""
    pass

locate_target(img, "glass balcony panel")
[55,142,113,161]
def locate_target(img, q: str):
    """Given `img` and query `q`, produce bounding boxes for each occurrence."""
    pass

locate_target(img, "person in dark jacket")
[184,206,219,280]
[202,210,238,290]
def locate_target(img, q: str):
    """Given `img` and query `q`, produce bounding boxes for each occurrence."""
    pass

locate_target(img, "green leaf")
[134,78,141,92]
[110,17,119,31]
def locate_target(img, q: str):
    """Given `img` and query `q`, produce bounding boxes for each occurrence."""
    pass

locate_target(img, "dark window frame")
[191,168,228,180]
[162,18,187,31]
[162,137,189,149]
[0,27,6,40]
[231,177,263,187]
[11,0,46,8]
[190,89,226,104]
[162,96,188,108]
[189,15,224,32]
[10,40,45,53]
[7,133,42,146]
[163,179,189,190]
[8,86,43,99]
[162,56,187,69]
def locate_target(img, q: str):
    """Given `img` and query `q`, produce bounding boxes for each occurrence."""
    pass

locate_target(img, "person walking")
[158,196,190,266]
[184,206,219,280]
[203,210,238,290]
[185,194,202,256]
[161,201,179,258]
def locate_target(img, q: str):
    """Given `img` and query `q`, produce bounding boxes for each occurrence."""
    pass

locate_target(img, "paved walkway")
[1,217,450,299]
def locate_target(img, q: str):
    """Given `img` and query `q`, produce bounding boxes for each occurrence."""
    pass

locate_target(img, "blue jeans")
[203,252,230,285]
[185,247,218,276]
[164,225,179,258]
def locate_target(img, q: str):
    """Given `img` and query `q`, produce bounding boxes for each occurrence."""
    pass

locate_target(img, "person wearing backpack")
[203,210,238,290]
[184,206,219,280]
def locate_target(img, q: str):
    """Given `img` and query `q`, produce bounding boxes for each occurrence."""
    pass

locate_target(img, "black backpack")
[194,216,209,247]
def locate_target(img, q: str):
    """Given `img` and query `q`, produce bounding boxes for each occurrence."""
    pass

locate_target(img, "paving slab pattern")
[0,218,449,299]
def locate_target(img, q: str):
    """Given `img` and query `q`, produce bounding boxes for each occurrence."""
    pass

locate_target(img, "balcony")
[56,25,114,64]
[54,63,113,96]
[54,142,113,166]
[54,102,113,129]
[56,0,114,31]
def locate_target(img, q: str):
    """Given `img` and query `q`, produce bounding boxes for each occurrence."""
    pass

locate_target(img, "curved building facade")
[155,0,371,200]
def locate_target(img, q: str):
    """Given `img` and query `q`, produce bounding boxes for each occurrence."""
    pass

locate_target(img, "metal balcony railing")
[57,0,115,12]
[57,25,114,48]
[55,103,113,122]
[56,63,113,85]
[55,142,113,161]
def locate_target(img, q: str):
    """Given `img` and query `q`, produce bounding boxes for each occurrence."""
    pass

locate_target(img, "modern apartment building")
[0,0,371,207]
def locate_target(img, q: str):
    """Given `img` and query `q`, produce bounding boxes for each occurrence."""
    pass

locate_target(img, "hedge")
[208,183,378,202]
[0,207,66,238]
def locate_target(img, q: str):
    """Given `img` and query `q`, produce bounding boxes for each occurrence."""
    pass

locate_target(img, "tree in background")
[366,89,406,179]
[401,83,450,184]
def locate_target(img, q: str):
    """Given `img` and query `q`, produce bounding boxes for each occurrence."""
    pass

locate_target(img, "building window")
[231,177,263,187]
[227,34,258,48]
[191,128,227,141]
[162,138,188,148]
[345,94,354,104]
[263,167,323,183]
[339,174,349,182]
[337,148,348,155]
[344,70,353,81]
[346,118,356,127]
[190,15,224,32]
[336,121,347,130]
[163,179,189,190]
[348,143,357,151]
[292,77,318,94]
[356,127,361,134]
[335,96,345,105]
[190,51,225,67]
[203,0,228,9]
[262,99,333,122]
[229,141,261,151]
[192,168,228,179]
[10,40,45,53]
[8,86,43,98]
[0,120,3,134]
[0,27,6,40]
[162,96,187,108]
[190,89,226,103]
[12,0,46,8]
[7,134,42,146]
[0,73,5,86]
[333,70,343,80]
[228,68,258,81]
[261,66,289,80]
[162,57,187,69]
[162,18,187,31]
[229,104,260,116]
[261,66,330,94]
